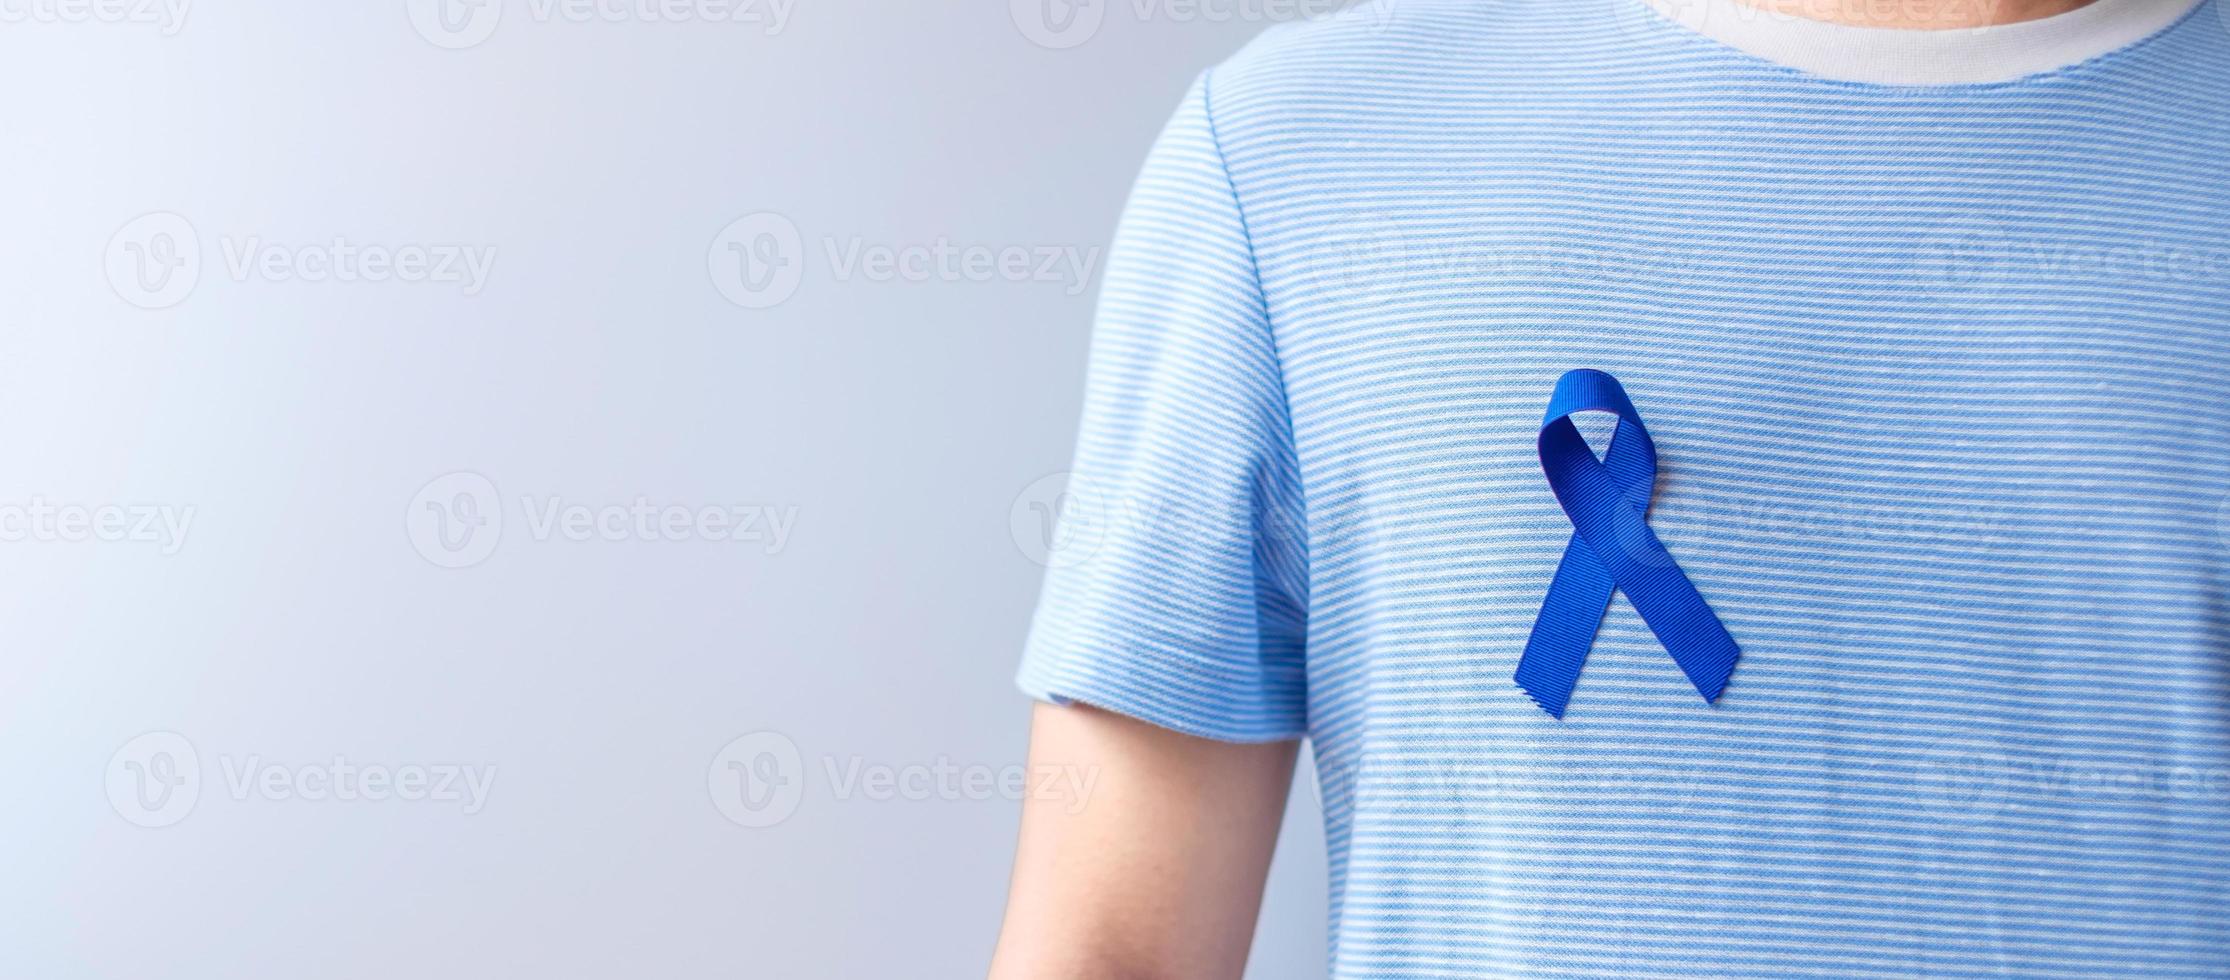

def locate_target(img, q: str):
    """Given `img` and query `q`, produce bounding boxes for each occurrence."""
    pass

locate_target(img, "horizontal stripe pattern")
[1022,0,2230,975]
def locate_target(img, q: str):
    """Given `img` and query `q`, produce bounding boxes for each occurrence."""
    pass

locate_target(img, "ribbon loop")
[1514,369,1740,718]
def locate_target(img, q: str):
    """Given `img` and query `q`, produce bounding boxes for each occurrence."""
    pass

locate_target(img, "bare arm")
[988,702,1298,980]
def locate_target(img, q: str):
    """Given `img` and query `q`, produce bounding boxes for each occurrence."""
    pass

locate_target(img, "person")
[988,0,2230,975]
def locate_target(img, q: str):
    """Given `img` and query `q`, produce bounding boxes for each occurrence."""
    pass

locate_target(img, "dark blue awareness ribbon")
[1514,369,1740,719]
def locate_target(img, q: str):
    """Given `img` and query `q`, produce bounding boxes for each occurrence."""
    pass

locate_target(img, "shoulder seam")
[1198,66,1313,662]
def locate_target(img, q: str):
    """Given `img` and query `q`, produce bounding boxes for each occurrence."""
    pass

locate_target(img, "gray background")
[0,1,1339,977]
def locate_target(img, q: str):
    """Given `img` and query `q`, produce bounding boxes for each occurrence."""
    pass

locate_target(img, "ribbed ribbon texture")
[1514,369,1741,719]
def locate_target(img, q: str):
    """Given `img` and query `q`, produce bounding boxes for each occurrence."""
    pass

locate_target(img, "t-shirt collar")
[1629,0,2206,84]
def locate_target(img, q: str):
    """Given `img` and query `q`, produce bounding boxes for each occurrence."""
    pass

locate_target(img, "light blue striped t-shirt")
[1019,0,2230,975]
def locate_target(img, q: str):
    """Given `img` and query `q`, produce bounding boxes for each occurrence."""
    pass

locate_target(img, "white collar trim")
[1633,0,2205,84]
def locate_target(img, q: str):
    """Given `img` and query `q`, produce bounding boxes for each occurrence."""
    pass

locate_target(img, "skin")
[1744,0,2096,29]
[987,703,1299,980]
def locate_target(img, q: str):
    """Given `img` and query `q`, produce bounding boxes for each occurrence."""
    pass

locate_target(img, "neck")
[1739,0,2100,29]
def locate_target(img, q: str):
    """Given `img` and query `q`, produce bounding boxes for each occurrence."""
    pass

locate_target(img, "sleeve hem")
[1016,674,1307,746]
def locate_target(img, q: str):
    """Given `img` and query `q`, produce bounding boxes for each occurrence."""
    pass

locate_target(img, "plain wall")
[0,2,1337,977]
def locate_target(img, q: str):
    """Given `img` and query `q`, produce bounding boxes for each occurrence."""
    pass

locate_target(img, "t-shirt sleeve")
[1016,71,1309,744]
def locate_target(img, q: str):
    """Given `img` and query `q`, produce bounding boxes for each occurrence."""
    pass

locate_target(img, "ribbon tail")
[1601,530,1742,704]
[1665,613,1740,703]
[1514,534,1618,718]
